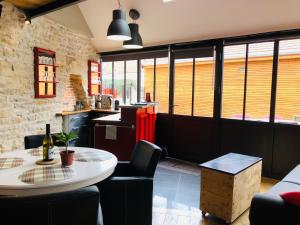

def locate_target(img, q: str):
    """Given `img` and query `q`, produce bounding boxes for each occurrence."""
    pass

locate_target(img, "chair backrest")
[0,186,100,225]
[24,134,63,149]
[24,134,44,149]
[130,140,162,177]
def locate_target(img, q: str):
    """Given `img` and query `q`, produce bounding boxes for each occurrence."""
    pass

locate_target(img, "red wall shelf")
[88,60,101,96]
[34,47,57,98]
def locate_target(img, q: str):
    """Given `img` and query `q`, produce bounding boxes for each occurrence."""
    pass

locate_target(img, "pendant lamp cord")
[118,0,121,8]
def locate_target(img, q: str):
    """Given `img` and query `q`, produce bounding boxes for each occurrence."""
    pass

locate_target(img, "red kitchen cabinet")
[93,104,157,160]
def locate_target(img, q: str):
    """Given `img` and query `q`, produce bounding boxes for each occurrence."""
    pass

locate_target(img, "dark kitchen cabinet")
[62,112,90,147]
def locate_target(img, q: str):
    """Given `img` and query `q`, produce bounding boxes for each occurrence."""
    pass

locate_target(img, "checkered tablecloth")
[0,158,24,169]
[75,151,112,162]
[28,148,43,156]
[19,166,75,184]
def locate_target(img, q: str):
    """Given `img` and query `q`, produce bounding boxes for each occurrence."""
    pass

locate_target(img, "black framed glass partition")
[113,61,125,103]
[101,61,113,96]
[100,48,169,112]
[172,46,215,117]
[100,29,300,124]
[222,44,247,120]
[222,41,274,122]
[275,38,300,125]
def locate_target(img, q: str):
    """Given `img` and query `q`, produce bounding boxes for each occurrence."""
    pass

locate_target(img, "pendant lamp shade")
[107,9,132,41]
[123,23,143,49]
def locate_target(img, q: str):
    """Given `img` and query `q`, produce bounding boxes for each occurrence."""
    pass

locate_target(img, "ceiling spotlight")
[123,9,143,49]
[25,17,31,25]
[107,0,131,41]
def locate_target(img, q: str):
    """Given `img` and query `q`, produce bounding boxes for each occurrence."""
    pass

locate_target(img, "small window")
[141,59,155,102]
[174,58,193,116]
[126,60,138,104]
[194,56,215,117]
[275,39,300,125]
[222,42,273,122]
[222,45,247,120]
[113,61,125,103]
[155,57,170,113]
[102,62,113,95]
[245,42,273,122]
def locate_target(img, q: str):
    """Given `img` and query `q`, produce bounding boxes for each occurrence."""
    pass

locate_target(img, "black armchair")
[98,140,162,225]
[0,186,101,225]
[24,134,63,149]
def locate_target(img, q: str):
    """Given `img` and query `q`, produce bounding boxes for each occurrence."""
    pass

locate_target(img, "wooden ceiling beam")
[29,0,87,18]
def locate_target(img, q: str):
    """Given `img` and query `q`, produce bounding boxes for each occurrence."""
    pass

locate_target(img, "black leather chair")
[97,140,162,225]
[0,186,101,225]
[24,134,63,149]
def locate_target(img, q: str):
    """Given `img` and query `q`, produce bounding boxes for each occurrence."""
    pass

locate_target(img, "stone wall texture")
[0,2,98,152]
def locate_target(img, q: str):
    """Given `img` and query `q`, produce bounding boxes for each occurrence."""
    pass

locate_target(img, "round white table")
[0,147,117,196]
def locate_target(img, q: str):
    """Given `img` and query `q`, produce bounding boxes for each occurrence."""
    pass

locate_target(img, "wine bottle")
[43,124,54,161]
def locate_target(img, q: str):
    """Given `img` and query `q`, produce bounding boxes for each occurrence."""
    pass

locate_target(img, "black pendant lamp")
[107,0,131,41]
[123,9,143,49]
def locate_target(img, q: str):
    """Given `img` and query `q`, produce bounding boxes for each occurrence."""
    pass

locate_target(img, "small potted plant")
[54,131,78,167]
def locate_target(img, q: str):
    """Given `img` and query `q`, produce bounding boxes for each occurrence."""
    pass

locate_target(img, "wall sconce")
[0,4,3,17]
[25,16,31,25]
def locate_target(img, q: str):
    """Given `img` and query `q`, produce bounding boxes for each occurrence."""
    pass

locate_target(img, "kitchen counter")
[56,108,120,116]
[92,108,120,113]
[119,102,158,109]
[92,113,121,123]
[92,103,157,160]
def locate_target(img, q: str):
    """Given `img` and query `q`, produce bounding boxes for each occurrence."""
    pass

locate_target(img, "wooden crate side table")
[200,153,262,223]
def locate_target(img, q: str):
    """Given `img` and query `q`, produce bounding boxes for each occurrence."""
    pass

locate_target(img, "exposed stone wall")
[62,74,90,111]
[0,2,98,152]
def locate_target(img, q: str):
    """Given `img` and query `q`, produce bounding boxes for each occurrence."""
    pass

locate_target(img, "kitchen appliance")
[101,95,112,109]
[89,96,95,109]
[75,100,83,111]
[114,100,120,110]
[95,95,101,109]
[145,92,151,102]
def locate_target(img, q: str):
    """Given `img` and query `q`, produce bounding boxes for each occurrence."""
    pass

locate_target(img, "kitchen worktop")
[93,102,157,161]
[56,108,120,116]
[119,102,158,109]
[56,103,157,116]
[92,113,121,123]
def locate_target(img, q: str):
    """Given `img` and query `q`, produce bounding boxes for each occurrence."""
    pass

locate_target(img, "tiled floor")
[153,159,277,225]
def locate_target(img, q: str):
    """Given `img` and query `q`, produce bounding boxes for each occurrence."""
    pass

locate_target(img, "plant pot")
[60,150,75,167]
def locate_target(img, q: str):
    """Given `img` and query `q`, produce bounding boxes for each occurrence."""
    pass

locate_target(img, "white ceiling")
[46,5,93,38]
[46,0,300,52]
